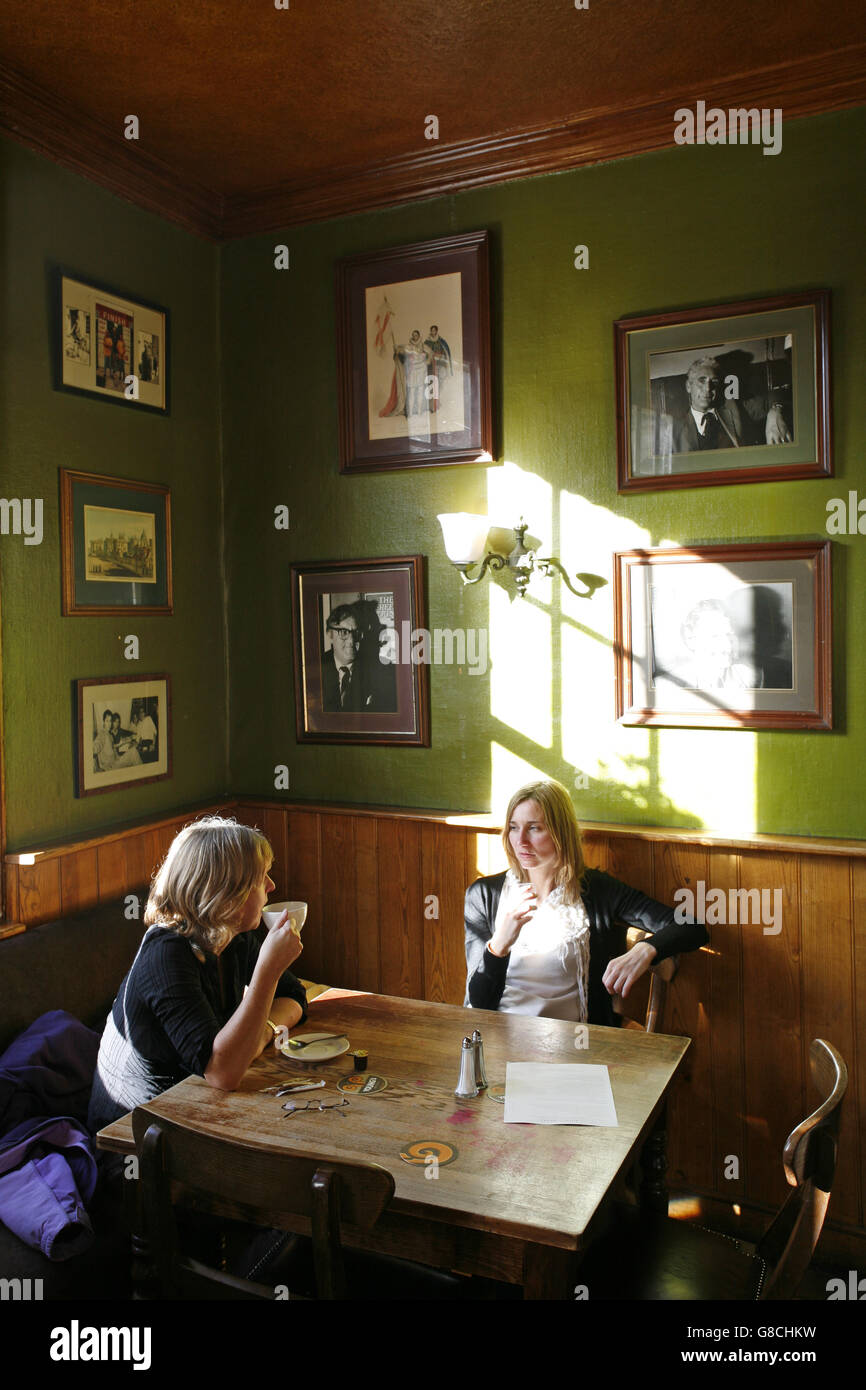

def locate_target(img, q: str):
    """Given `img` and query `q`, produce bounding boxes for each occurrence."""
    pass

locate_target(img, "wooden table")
[98,990,690,1299]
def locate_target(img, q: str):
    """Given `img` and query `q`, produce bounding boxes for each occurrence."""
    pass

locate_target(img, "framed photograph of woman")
[336,231,493,473]
[60,469,172,615]
[613,541,832,729]
[614,291,831,492]
[76,674,171,796]
[291,557,429,745]
[55,271,169,413]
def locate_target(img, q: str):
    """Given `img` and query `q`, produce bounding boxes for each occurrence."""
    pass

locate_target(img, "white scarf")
[497,871,591,1022]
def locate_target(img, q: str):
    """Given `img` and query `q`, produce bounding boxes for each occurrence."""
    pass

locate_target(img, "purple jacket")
[0,1011,101,1260]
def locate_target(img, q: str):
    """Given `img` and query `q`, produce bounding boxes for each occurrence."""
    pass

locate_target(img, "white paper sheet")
[503,1062,618,1126]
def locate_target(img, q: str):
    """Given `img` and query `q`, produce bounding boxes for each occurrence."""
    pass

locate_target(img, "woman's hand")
[488,882,537,957]
[602,940,657,998]
[257,911,303,980]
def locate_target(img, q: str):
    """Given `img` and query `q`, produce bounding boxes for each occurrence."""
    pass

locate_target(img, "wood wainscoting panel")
[422,823,471,1005]
[377,817,424,1001]
[17,856,61,924]
[740,851,802,1210]
[706,850,745,1202]
[801,853,860,1226]
[59,848,99,917]
[653,841,714,1195]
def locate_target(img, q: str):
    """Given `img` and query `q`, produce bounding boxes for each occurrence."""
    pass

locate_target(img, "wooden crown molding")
[0,61,224,240]
[2,47,865,241]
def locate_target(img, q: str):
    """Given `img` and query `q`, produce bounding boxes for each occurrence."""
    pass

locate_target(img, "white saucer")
[277,1032,350,1064]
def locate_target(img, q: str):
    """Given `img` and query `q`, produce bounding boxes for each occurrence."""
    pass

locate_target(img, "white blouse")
[497,872,591,1022]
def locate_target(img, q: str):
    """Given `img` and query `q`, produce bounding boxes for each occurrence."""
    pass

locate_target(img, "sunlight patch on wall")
[490,582,552,749]
[491,741,549,819]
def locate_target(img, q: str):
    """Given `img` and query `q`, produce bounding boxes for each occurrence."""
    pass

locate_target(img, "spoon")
[286,1032,348,1051]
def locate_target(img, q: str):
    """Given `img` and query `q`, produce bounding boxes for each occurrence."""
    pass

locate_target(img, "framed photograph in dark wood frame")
[613,541,832,730]
[55,270,169,413]
[336,231,493,473]
[60,469,172,616]
[76,674,172,796]
[291,557,429,745]
[614,291,831,493]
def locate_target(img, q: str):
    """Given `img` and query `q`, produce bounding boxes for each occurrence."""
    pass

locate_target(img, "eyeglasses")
[281,1096,350,1118]
[329,627,361,642]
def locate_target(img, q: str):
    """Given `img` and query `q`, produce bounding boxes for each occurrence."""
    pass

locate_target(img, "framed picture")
[291,557,430,745]
[613,541,832,730]
[55,271,169,413]
[336,231,493,473]
[76,674,171,796]
[60,470,172,616]
[614,291,831,492]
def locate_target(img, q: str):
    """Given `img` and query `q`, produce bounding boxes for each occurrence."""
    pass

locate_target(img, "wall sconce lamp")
[437,513,591,599]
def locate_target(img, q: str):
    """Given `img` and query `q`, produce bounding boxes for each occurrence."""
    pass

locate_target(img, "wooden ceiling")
[1,0,863,239]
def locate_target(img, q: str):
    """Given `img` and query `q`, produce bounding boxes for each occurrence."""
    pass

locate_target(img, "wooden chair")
[612,926,678,1034]
[579,1038,848,1300]
[131,1107,396,1300]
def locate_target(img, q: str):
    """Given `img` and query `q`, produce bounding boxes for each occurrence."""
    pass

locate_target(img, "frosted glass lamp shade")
[437,513,490,566]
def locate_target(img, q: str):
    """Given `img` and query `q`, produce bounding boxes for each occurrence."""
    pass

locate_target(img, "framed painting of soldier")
[291,557,430,745]
[336,231,493,473]
[614,290,831,492]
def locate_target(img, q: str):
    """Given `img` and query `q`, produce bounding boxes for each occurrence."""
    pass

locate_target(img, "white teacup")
[261,900,308,935]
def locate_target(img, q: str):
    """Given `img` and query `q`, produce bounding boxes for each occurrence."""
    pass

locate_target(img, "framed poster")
[291,557,429,745]
[613,541,832,729]
[76,674,171,796]
[60,470,172,615]
[615,291,830,492]
[336,231,493,473]
[56,271,169,413]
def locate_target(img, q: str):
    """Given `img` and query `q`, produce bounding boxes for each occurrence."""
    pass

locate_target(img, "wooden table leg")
[639,1100,669,1215]
[522,1244,578,1300]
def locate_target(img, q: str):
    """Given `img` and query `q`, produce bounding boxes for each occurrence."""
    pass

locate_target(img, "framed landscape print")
[336,231,493,473]
[60,470,172,616]
[76,674,171,796]
[613,541,832,730]
[56,271,169,413]
[615,291,831,492]
[291,557,430,745]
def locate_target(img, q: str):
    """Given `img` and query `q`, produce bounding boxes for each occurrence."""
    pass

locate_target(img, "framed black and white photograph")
[336,231,493,473]
[291,557,429,745]
[76,674,171,796]
[55,271,169,413]
[613,542,832,729]
[60,469,172,616]
[615,291,831,492]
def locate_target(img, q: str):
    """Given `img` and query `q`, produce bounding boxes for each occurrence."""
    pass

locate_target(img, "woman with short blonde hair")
[466,779,707,1024]
[89,816,307,1133]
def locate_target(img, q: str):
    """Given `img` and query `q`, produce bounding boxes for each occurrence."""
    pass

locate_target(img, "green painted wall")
[0,138,227,850]
[222,108,865,838]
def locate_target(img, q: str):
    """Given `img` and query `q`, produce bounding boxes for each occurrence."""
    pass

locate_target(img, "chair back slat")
[756,1039,847,1300]
[133,1107,395,1300]
[132,1106,394,1227]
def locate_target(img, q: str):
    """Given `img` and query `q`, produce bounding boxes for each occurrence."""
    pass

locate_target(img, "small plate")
[277,1032,350,1064]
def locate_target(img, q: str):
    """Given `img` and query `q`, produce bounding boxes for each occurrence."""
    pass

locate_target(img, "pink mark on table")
[447,1109,477,1124]
[414,1080,426,1087]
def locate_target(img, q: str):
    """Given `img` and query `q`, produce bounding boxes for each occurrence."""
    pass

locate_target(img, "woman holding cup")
[88,816,307,1132]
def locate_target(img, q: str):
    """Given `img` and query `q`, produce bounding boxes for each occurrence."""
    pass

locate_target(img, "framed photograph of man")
[291,557,430,745]
[613,541,832,730]
[60,469,172,615]
[336,231,493,473]
[615,291,831,492]
[76,675,171,796]
[55,271,168,413]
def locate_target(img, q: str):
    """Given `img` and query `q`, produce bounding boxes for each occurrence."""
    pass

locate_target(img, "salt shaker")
[455,1036,480,1098]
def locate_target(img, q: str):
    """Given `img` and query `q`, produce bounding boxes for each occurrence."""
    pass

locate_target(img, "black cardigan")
[464,869,708,1027]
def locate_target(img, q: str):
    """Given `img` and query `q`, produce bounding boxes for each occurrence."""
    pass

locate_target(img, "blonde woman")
[88,817,306,1133]
[465,780,707,1024]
